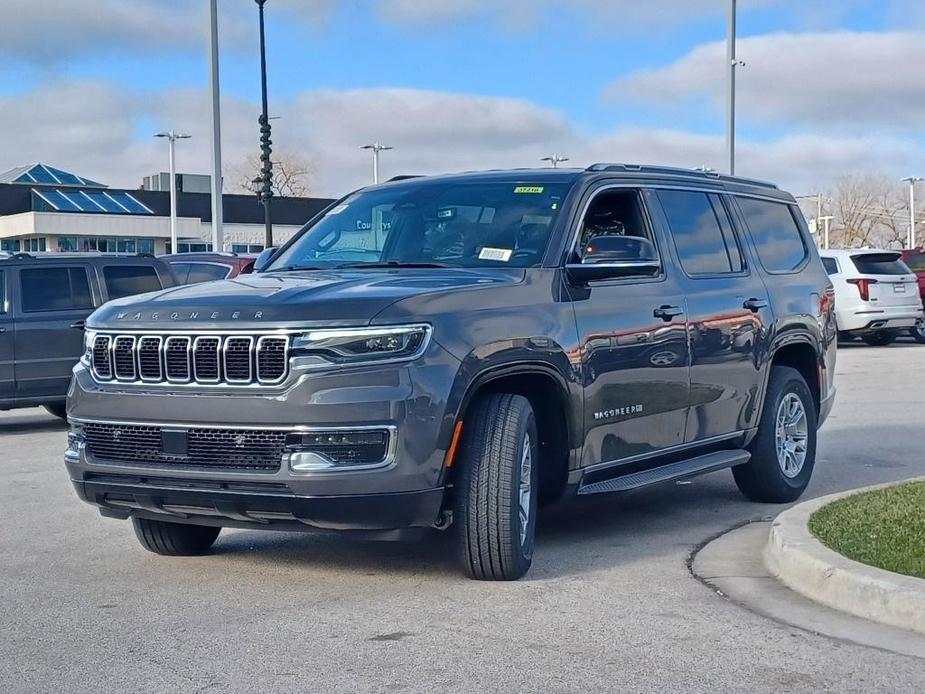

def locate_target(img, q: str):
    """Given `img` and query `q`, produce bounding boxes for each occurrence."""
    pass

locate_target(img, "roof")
[819,249,901,257]
[0,251,165,265]
[0,163,104,187]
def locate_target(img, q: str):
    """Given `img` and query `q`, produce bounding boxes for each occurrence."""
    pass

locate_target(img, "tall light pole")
[540,154,569,168]
[208,0,224,252]
[154,131,191,253]
[726,0,739,176]
[902,176,923,248]
[818,215,834,250]
[255,0,274,248]
[361,142,393,184]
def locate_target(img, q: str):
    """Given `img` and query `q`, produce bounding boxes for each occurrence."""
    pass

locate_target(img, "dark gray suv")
[0,252,175,418]
[64,165,836,580]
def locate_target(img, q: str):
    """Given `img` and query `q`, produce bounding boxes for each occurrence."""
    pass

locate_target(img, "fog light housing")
[66,423,85,462]
[286,428,393,472]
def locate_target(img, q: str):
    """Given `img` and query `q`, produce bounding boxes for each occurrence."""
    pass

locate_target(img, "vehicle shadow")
[0,411,68,435]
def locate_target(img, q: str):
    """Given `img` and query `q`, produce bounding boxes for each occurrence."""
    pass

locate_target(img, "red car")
[161,252,257,285]
[900,248,925,342]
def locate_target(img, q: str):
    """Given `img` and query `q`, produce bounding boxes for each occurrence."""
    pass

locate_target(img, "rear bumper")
[71,472,446,533]
[837,307,924,333]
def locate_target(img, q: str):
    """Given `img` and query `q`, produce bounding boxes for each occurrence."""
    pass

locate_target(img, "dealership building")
[0,163,334,254]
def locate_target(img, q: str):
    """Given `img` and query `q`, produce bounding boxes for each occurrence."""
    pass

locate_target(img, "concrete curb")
[765,477,925,635]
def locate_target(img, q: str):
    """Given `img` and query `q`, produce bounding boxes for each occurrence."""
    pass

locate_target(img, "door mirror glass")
[253,247,279,273]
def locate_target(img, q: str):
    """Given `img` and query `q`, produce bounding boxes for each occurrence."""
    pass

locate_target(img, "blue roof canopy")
[0,163,104,188]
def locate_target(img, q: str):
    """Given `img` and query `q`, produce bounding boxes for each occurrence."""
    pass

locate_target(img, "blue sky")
[0,1,922,196]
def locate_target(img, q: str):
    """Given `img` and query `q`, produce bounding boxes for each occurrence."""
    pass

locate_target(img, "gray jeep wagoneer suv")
[64,165,836,580]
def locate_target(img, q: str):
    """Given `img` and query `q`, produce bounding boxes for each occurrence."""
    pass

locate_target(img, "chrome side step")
[577,449,751,496]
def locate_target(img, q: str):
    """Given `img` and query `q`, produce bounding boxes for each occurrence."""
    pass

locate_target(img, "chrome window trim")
[112,335,137,381]
[136,335,163,382]
[222,335,254,384]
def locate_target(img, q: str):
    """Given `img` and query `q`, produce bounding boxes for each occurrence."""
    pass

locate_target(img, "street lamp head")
[361,142,394,153]
[902,176,924,184]
[154,131,191,141]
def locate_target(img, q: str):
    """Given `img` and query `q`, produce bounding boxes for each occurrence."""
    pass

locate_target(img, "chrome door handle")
[743,298,768,312]
[653,305,684,321]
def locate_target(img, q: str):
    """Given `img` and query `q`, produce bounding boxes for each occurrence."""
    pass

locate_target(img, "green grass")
[809,481,925,580]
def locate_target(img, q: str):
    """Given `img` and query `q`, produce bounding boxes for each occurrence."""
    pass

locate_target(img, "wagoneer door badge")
[594,404,644,421]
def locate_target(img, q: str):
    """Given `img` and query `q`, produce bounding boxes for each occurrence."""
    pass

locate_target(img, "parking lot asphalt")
[2,340,924,694]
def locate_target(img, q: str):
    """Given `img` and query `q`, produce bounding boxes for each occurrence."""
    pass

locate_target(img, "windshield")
[269,180,572,270]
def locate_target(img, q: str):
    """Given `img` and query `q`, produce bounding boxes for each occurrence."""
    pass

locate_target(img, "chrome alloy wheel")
[518,434,533,546]
[915,320,925,339]
[775,393,808,478]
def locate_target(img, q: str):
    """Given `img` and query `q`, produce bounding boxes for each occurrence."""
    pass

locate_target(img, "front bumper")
[70,473,445,534]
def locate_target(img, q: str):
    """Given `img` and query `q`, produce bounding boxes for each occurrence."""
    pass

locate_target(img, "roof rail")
[8,252,35,261]
[585,163,778,189]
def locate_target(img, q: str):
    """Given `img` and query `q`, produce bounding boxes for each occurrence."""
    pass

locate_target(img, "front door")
[0,270,14,403]
[650,189,773,441]
[13,265,97,401]
[568,186,691,467]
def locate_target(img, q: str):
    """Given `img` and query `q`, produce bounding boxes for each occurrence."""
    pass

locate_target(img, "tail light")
[847,278,878,301]
[820,286,836,315]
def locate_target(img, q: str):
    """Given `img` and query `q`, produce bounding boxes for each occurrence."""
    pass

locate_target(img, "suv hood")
[88,268,522,330]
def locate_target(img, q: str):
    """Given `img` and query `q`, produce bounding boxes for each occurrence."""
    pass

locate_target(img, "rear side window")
[904,252,925,271]
[20,267,94,312]
[186,263,232,284]
[103,265,163,300]
[821,257,839,275]
[658,190,743,275]
[851,253,911,276]
[737,198,808,272]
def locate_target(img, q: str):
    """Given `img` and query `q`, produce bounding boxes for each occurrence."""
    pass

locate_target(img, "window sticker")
[513,186,544,194]
[325,204,348,215]
[479,247,513,262]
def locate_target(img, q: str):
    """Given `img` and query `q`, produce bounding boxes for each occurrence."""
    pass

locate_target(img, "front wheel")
[911,320,925,344]
[733,366,817,503]
[454,393,538,581]
[43,402,67,420]
[132,517,220,556]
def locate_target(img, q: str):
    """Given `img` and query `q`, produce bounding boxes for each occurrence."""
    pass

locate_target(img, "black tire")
[911,321,925,344]
[132,517,220,556]
[862,331,896,346]
[733,366,817,504]
[454,393,538,581]
[43,402,67,420]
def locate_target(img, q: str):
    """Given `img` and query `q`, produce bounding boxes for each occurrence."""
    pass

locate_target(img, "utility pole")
[818,215,834,250]
[902,176,923,248]
[726,0,738,176]
[361,142,394,184]
[255,0,274,248]
[208,0,224,252]
[540,154,569,168]
[154,131,191,254]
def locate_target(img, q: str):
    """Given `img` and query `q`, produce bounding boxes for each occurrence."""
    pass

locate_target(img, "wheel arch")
[767,337,821,417]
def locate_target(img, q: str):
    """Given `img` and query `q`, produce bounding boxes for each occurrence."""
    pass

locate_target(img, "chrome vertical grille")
[89,332,291,387]
[113,336,136,380]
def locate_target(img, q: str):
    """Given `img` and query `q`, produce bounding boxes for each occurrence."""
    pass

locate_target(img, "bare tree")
[826,173,910,249]
[230,150,315,197]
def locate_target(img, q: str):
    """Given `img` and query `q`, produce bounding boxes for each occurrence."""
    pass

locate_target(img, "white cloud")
[611,30,925,130]
[2,82,920,200]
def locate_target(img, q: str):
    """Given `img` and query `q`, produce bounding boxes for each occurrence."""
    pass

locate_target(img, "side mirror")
[566,235,660,283]
[252,247,279,273]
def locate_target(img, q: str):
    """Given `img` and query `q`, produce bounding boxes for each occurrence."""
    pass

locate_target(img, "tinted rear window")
[903,252,925,272]
[21,267,94,312]
[103,265,162,300]
[737,198,808,272]
[658,190,743,275]
[821,257,839,275]
[851,253,911,276]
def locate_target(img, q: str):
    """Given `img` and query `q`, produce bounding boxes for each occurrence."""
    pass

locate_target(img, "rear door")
[849,252,920,309]
[13,264,97,400]
[651,188,773,441]
[0,270,13,402]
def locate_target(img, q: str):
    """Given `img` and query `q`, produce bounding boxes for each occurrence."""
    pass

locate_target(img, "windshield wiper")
[267,264,325,272]
[334,261,454,269]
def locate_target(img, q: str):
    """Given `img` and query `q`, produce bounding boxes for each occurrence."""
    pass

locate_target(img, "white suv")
[820,249,924,345]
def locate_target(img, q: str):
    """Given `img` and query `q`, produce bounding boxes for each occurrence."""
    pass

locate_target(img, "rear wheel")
[911,320,925,344]
[42,402,67,420]
[733,366,817,503]
[862,331,896,346]
[132,517,220,556]
[454,393,538,581]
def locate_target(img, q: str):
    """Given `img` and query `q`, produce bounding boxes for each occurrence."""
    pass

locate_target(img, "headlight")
[291,324,431,367]
[80,330,96,367]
